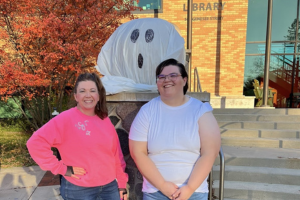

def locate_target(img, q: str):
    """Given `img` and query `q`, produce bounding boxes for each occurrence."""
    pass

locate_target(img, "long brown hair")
[74,73,108,119]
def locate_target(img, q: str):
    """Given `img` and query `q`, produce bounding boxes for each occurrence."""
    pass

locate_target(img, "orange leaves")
[0,61,51,100]
[1,62,50,85]
[1,0,140,129]
[0,0,136,102]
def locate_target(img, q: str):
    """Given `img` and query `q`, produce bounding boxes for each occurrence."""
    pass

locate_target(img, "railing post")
[209,170,213,200]
[194,68,202,92]
[219,147,225,200]
[209,147,225,200]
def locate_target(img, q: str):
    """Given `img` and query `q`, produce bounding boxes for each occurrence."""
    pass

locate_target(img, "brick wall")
[123,0,248,96]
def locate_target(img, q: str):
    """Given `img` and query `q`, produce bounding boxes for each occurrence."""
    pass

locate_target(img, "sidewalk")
[0,166,62,200]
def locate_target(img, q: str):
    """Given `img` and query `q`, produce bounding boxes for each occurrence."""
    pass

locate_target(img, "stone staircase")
[212,108,300,200]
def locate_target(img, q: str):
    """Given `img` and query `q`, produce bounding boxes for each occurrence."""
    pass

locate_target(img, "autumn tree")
[0,0,137,131]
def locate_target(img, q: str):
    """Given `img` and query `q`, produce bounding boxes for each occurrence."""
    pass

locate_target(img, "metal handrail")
[209,146,225,200]
[194,67,202,92]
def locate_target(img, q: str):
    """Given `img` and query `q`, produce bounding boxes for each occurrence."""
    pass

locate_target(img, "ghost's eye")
[131,29,139,43]
[145,29,154,43]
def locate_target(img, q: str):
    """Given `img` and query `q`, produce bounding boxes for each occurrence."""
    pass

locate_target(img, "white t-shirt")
[129,96,213,193]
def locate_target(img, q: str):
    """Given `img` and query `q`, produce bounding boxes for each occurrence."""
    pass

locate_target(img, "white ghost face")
[97,18,185,85]
[130,28,155,69]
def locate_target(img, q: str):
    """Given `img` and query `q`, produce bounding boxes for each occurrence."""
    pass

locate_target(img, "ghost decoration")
[96,18,185,95]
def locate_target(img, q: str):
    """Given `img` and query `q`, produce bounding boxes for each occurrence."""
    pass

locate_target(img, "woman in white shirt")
[129,58,221,200]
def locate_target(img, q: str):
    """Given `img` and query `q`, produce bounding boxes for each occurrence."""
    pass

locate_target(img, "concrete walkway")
[2,146,300,200]
[0,166,62,200]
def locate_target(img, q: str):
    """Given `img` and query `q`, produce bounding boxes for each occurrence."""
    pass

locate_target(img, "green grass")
[0,126,36,168]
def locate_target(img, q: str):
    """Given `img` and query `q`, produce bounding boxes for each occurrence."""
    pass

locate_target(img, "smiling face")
[74,80,99,116]
[157,65,187,98]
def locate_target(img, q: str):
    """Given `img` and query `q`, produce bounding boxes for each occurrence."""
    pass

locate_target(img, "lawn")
[0,126,36,168]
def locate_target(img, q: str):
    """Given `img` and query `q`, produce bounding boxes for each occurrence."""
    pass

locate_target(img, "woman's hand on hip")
[71,166,86,179]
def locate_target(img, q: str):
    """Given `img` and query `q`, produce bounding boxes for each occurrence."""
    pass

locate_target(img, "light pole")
[262,0,273,107]
[187,0,193,90]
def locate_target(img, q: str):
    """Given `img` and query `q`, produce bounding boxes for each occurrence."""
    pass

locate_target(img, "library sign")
[183,2,226,21]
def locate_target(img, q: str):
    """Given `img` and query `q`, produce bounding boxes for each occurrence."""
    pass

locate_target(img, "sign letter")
[214,3,219,10]
[199,3,205,11]
[221,2,226,10]
[193,3,198,11]
[183,4,188,11]
[206,3,212,10]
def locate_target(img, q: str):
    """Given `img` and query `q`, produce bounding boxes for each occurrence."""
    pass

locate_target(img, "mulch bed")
[38,171,60,186]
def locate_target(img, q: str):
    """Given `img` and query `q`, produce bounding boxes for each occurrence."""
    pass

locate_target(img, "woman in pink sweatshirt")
[27,73,128,200]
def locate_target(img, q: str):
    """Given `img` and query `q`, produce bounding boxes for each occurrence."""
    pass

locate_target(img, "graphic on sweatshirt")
[75,120,91,136]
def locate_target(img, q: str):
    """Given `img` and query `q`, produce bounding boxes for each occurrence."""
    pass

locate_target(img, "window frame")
[131,0,163,14]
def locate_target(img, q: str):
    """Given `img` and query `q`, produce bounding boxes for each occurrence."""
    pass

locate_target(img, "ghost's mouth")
[138,54,143,68]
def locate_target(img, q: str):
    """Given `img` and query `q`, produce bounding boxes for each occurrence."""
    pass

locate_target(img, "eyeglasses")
[156,73,182,82]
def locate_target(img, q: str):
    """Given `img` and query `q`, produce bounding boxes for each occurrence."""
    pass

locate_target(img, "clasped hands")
[160,181,195,200]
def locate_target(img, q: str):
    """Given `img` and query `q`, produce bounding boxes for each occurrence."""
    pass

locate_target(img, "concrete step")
[215,114,300,122]
[214,146,300,169]
[221,137,300,149]
[213,108,300,115]
[218,121,300,130]
[223,199,244,200]
[220,128,300,139]
[213,180,300,200]
[212,165,300,185]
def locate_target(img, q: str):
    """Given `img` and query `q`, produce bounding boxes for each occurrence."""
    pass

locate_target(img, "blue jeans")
[60,176,120,200]
[143,190,208,200]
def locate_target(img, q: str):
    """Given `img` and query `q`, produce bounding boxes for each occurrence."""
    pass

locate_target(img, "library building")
[124,0,300,108]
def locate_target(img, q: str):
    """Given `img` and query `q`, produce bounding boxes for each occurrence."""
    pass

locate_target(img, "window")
[133,0,162,12]
[244,0,300,108]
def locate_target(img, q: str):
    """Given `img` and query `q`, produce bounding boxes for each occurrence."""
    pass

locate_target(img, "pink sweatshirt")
[27,107,128,188]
